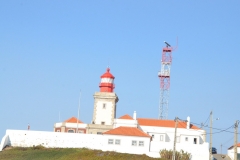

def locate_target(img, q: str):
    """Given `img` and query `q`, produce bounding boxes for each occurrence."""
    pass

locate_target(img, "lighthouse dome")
[100,68,115,79]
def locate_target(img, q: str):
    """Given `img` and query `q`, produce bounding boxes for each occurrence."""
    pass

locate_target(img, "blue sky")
[1,1,240,154]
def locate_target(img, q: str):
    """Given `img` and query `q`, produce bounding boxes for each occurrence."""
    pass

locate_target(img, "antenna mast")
[77,90,81,133]
[158,41,173,119]
[59,111,60,122]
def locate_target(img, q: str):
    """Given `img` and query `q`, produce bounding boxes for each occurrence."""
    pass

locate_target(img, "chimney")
[187,116,190,129]
[133,111,137,120]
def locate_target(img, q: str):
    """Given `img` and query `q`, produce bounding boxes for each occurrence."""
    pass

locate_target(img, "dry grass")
[0,146,164,160]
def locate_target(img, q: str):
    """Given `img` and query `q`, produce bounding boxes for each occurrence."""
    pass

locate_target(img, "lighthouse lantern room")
[99,68,115,92]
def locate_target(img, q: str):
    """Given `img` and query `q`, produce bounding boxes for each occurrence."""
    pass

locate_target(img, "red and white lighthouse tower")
[99,68,115,92]
[91,68,118,130]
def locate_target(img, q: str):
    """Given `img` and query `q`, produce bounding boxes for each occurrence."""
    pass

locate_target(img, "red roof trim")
[228,143,240,150]
[118,114,134,120]
[103,126,151,137]
[64,117,83,123]
[137,118,200,129]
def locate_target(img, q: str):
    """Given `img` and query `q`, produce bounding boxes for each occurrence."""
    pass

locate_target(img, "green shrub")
[32,145,45,150]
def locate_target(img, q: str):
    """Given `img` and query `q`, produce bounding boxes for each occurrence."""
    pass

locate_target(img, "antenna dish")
[164,41,171,47]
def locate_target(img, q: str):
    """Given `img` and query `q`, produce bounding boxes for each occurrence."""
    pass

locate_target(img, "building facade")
[228,143,240,160]
[54,117,87,133]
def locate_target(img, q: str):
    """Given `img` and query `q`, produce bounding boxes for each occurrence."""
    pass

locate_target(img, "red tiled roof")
[228,143,240,150]
[118,114,134,120]
[137,118,200,129]
[103,126,151,137]
[64,117,83,123]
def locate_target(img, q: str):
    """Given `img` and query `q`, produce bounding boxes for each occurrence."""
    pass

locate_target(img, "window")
[160,135,163,141]
[194,138,197,144]
[132,140,137,146]
[115,139,121,145]
[97,132,102,135]
[56,130,60,132]
[139,141,144,146]
[103,103,106,109]
[101,78,113,83]
[177,136,180,143]
[185,137,188,141]
[78,130,84,134]
[108,139,113,144]
[68,129,74,133]
[101,122,105,125]
[152,135,155,138]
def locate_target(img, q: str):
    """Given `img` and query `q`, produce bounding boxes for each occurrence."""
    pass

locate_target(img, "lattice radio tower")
[158,41,174,119]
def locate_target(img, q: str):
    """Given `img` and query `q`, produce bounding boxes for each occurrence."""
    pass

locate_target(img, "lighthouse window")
[101,78,113,83]
[103,103,106,109]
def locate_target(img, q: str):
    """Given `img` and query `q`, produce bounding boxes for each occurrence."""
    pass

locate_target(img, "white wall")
[139,125,205,144]
[1,129,209,159]
[149,141,209,160]
[0,135,9,151]
[148,132,166,142]
[113,119,138,128]
[139,125,208,160]
[102,135,150,155]
[3,130,150,156]
[95,101,113,125]
[228,147,240,160]
[6,130,104,149]
[55,122,87,128]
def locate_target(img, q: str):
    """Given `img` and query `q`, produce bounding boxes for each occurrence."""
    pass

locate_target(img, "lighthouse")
[99,68,115,92]
[88,68,119,134]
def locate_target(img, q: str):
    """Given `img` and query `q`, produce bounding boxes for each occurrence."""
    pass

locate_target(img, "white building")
[54,117,87,133]
[111,113,209,159]
[0,67,209,159]
[227,143,240,160]
[103,126,151,155]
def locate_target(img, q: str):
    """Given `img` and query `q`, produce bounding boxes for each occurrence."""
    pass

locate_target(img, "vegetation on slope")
[159,149,191,160]
[0,146,164,160]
